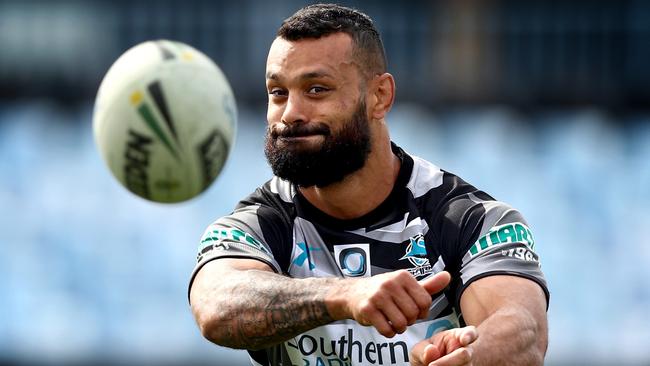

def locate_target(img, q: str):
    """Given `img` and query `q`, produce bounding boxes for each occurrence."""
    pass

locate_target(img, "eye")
[269,88,287,97]
[307,86,329,94]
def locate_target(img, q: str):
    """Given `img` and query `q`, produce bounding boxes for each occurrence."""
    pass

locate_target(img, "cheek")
[267,103,283,124]
[313,97,352,124]
[329,98,359,124]
[333,87,364,119]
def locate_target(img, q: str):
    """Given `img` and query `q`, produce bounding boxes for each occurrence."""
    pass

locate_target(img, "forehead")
[266,33,357,80]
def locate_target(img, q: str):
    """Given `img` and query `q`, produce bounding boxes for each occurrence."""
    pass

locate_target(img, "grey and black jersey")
[189,143,549,366]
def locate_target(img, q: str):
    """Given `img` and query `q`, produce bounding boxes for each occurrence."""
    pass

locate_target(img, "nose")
[281,93,309,125]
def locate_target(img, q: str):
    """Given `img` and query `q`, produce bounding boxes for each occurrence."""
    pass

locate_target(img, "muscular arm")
[190,258,339,350]
[461,275,548,365]
[190,258,451,351]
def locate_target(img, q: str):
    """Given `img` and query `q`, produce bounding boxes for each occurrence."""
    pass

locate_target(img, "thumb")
[459,326,478,346]
[419,271,451,295]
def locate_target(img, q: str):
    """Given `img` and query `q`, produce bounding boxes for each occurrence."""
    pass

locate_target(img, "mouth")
[271,122,330,141]
[275,134,327,149]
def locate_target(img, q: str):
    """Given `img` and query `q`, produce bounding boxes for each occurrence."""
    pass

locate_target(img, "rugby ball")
[93,40,236,203]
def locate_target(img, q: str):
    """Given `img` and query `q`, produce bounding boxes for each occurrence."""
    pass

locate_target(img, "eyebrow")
[265,70,334,81]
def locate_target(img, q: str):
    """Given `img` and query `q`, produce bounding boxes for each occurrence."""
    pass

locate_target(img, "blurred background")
[1,0,648,365]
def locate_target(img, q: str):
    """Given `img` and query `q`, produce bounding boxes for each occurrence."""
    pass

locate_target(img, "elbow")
[197,314,223,344]
[189,272,241,347]
[191,297,244,348]
[195,313,267,351]
[192,305,229,346]
[193,305,272,351]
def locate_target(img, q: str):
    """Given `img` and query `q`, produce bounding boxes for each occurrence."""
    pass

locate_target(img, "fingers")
[434,326,478,352]
[358,301,396,338]
[405,281,435,319]
[413,341,473,366]
[423,344,441,364]
[427,328,477,365]
[458,326,478,346]
[428,346,472,366]
[410,337,432,366]
[420,271,451,295]
[393,286,422,325]
[410,342,441,366]
[377,271,431,334]
[410,326,478,366]
[371,311,395,338]
[350,270,453,337]
[377,298,409,334]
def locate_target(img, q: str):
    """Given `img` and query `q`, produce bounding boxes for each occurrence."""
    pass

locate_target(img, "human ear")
[369,73,395,120]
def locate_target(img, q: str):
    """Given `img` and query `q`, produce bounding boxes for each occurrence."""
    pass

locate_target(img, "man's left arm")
[409,274,547,366]
[460,274,548,365]
[411,196,549,366]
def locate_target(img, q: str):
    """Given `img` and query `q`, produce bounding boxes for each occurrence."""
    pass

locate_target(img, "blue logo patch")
[293,242,321,270]
[334,244,371,278]
[339,247,367,277]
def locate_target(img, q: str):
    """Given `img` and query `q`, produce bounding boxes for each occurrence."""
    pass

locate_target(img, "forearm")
[191,267,344,350]
[468,306,547,366]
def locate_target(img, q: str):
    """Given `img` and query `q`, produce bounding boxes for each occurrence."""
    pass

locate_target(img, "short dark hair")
[277,3,387,78]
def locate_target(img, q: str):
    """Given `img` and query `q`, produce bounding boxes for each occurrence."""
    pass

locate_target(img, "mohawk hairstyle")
[277,3,387,78]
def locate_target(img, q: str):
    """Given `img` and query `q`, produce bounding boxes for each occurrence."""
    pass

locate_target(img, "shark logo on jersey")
[400,234,428,266]
[400,234,433,277]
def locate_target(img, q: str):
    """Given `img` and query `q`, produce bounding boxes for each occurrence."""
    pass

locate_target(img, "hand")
[330,270,451,338]
[409,326,478,366]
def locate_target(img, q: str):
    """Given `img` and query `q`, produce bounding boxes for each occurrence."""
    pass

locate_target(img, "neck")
[298,126,400,220]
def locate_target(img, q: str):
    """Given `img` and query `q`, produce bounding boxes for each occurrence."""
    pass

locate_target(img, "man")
[190,4,549,366]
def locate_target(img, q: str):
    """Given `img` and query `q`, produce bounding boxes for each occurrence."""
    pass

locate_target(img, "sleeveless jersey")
[189,144,549,366]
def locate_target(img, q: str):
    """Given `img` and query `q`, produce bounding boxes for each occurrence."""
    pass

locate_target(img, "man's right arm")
[190,258,339,350]
[190,258,451,351]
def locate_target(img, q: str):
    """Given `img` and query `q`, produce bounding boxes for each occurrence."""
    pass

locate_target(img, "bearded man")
[189,4,549,366]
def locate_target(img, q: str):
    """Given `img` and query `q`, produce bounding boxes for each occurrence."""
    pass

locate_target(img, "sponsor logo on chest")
[334,244,371,277]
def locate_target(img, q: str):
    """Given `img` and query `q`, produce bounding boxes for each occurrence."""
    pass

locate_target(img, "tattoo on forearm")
[214,270,336,350]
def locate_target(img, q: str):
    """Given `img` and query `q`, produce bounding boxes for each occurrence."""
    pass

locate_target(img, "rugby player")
[190,4,549,365]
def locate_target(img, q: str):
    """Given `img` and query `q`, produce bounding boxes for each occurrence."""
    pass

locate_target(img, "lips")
[272,122,331,139]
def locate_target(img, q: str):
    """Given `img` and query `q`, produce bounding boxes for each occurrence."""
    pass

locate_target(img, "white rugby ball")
[93,40,236,203]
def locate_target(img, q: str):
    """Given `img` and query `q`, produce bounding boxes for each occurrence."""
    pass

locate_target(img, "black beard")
[264,101,371,188]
